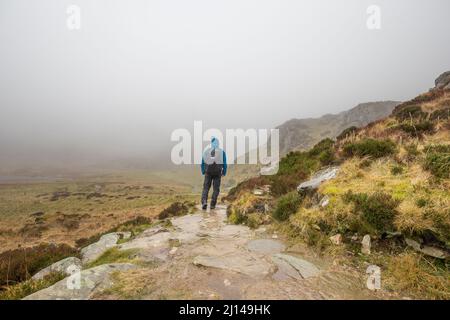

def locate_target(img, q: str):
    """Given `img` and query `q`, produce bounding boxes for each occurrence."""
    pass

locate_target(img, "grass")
[397,121,434,136]
[423,144,450,178]
[0,243,79,288]
[0,171,197,253]
[343,191,399,234]
[0,272,66,300]
[336,126,358,140]
[98,269,158,299]
[343,138,397,159]
[385,252,450,300]
[272,192,302,221]
[393,105,427,121]
[85,247,139,269]
[226,192,270,228]
[158,201,195,219]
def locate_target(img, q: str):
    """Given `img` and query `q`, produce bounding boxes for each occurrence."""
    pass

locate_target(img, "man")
[201,137,227,210]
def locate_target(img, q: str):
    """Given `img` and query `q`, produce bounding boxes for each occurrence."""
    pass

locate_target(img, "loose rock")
[361,235,371,255]
[329,234,342,245]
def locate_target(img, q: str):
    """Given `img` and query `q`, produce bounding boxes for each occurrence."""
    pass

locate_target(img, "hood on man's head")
[211,137,219,149]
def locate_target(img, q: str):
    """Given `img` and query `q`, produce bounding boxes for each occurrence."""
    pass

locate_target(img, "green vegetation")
[343,138,396,159]
[85,248,139,269]
[343,191,399,234]
[385,253,450,300]
[423,145,450,178]
[0,272,65,300]
[227,207,247,225]
[270,139,336,196]
[158,201,195,219]
[0,243,79,288]
[430,107,450,120]
[393,105,427,121]
[398,121,434,136]
[390,165,404,175]
[308,138,335,165]
[336,126,358,140]
[272,192,302,221]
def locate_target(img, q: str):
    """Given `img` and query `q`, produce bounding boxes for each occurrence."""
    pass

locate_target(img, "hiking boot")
[202,204,207,210]
[210,205,216,210]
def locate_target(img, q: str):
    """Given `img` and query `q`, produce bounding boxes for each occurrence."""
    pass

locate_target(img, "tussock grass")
[385,253,450,300]
[97,269,157,299]
[272,192,302,221]
[85,247,139,269]
[0,272,65,300]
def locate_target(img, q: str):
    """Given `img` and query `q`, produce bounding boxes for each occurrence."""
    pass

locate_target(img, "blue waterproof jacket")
[201,137,227,176]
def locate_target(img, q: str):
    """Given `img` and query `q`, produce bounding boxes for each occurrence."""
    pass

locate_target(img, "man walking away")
[201,137,227,210]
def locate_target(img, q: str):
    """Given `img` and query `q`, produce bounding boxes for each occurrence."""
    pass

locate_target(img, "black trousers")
[201,174,221,207]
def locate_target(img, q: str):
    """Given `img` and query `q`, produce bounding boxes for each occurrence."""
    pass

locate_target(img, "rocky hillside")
[225,72,450,299]
[277,101,400,154]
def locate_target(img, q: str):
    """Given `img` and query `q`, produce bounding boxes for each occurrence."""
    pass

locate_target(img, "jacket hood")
[211,137,219,149]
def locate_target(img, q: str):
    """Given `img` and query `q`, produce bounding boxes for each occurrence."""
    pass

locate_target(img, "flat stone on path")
[246,239,285,255]
[272,254,320,279]
[193,252,274,278]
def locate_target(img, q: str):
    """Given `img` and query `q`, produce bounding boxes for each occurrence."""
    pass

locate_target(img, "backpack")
[205,148,223,176]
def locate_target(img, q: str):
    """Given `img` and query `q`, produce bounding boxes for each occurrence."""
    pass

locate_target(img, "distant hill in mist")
[276,101,400,154]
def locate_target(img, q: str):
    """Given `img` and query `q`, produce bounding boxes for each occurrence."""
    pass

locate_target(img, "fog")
[1,0,449,173]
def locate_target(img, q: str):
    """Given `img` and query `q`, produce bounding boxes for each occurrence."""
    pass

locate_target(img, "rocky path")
[25,205,379,300]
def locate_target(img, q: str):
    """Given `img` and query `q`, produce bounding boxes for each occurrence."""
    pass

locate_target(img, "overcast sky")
[0,0,449,171]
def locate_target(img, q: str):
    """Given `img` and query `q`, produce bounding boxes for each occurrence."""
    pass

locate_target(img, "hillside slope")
[225,72,450,299]
[277,101,400,154]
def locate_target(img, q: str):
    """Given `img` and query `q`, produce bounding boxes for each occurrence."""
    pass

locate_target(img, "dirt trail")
[108,205,379,299]
[25,205,382,300]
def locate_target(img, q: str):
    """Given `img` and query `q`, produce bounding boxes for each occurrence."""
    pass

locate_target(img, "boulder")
[435,71,450,89]
[252,189,264,196]
[319,195,330,207]
[329,234,343,245]
[23,263,136,300]
[297,167,339,192]
[405,238,449,259]
[361,235,371,255]
[81,232,131,264]
[32,257,82,280]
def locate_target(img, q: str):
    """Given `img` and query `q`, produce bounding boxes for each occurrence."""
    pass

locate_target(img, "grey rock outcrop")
[23,263,136,300]
[81,232,131,264]
[405,238,449,259]
[32,257,82,280]
[297,167,339,192]
[276,101,400,155]
[435,71,450,89]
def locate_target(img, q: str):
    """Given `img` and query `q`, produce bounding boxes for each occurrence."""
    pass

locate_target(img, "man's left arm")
[222,151,227,176]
